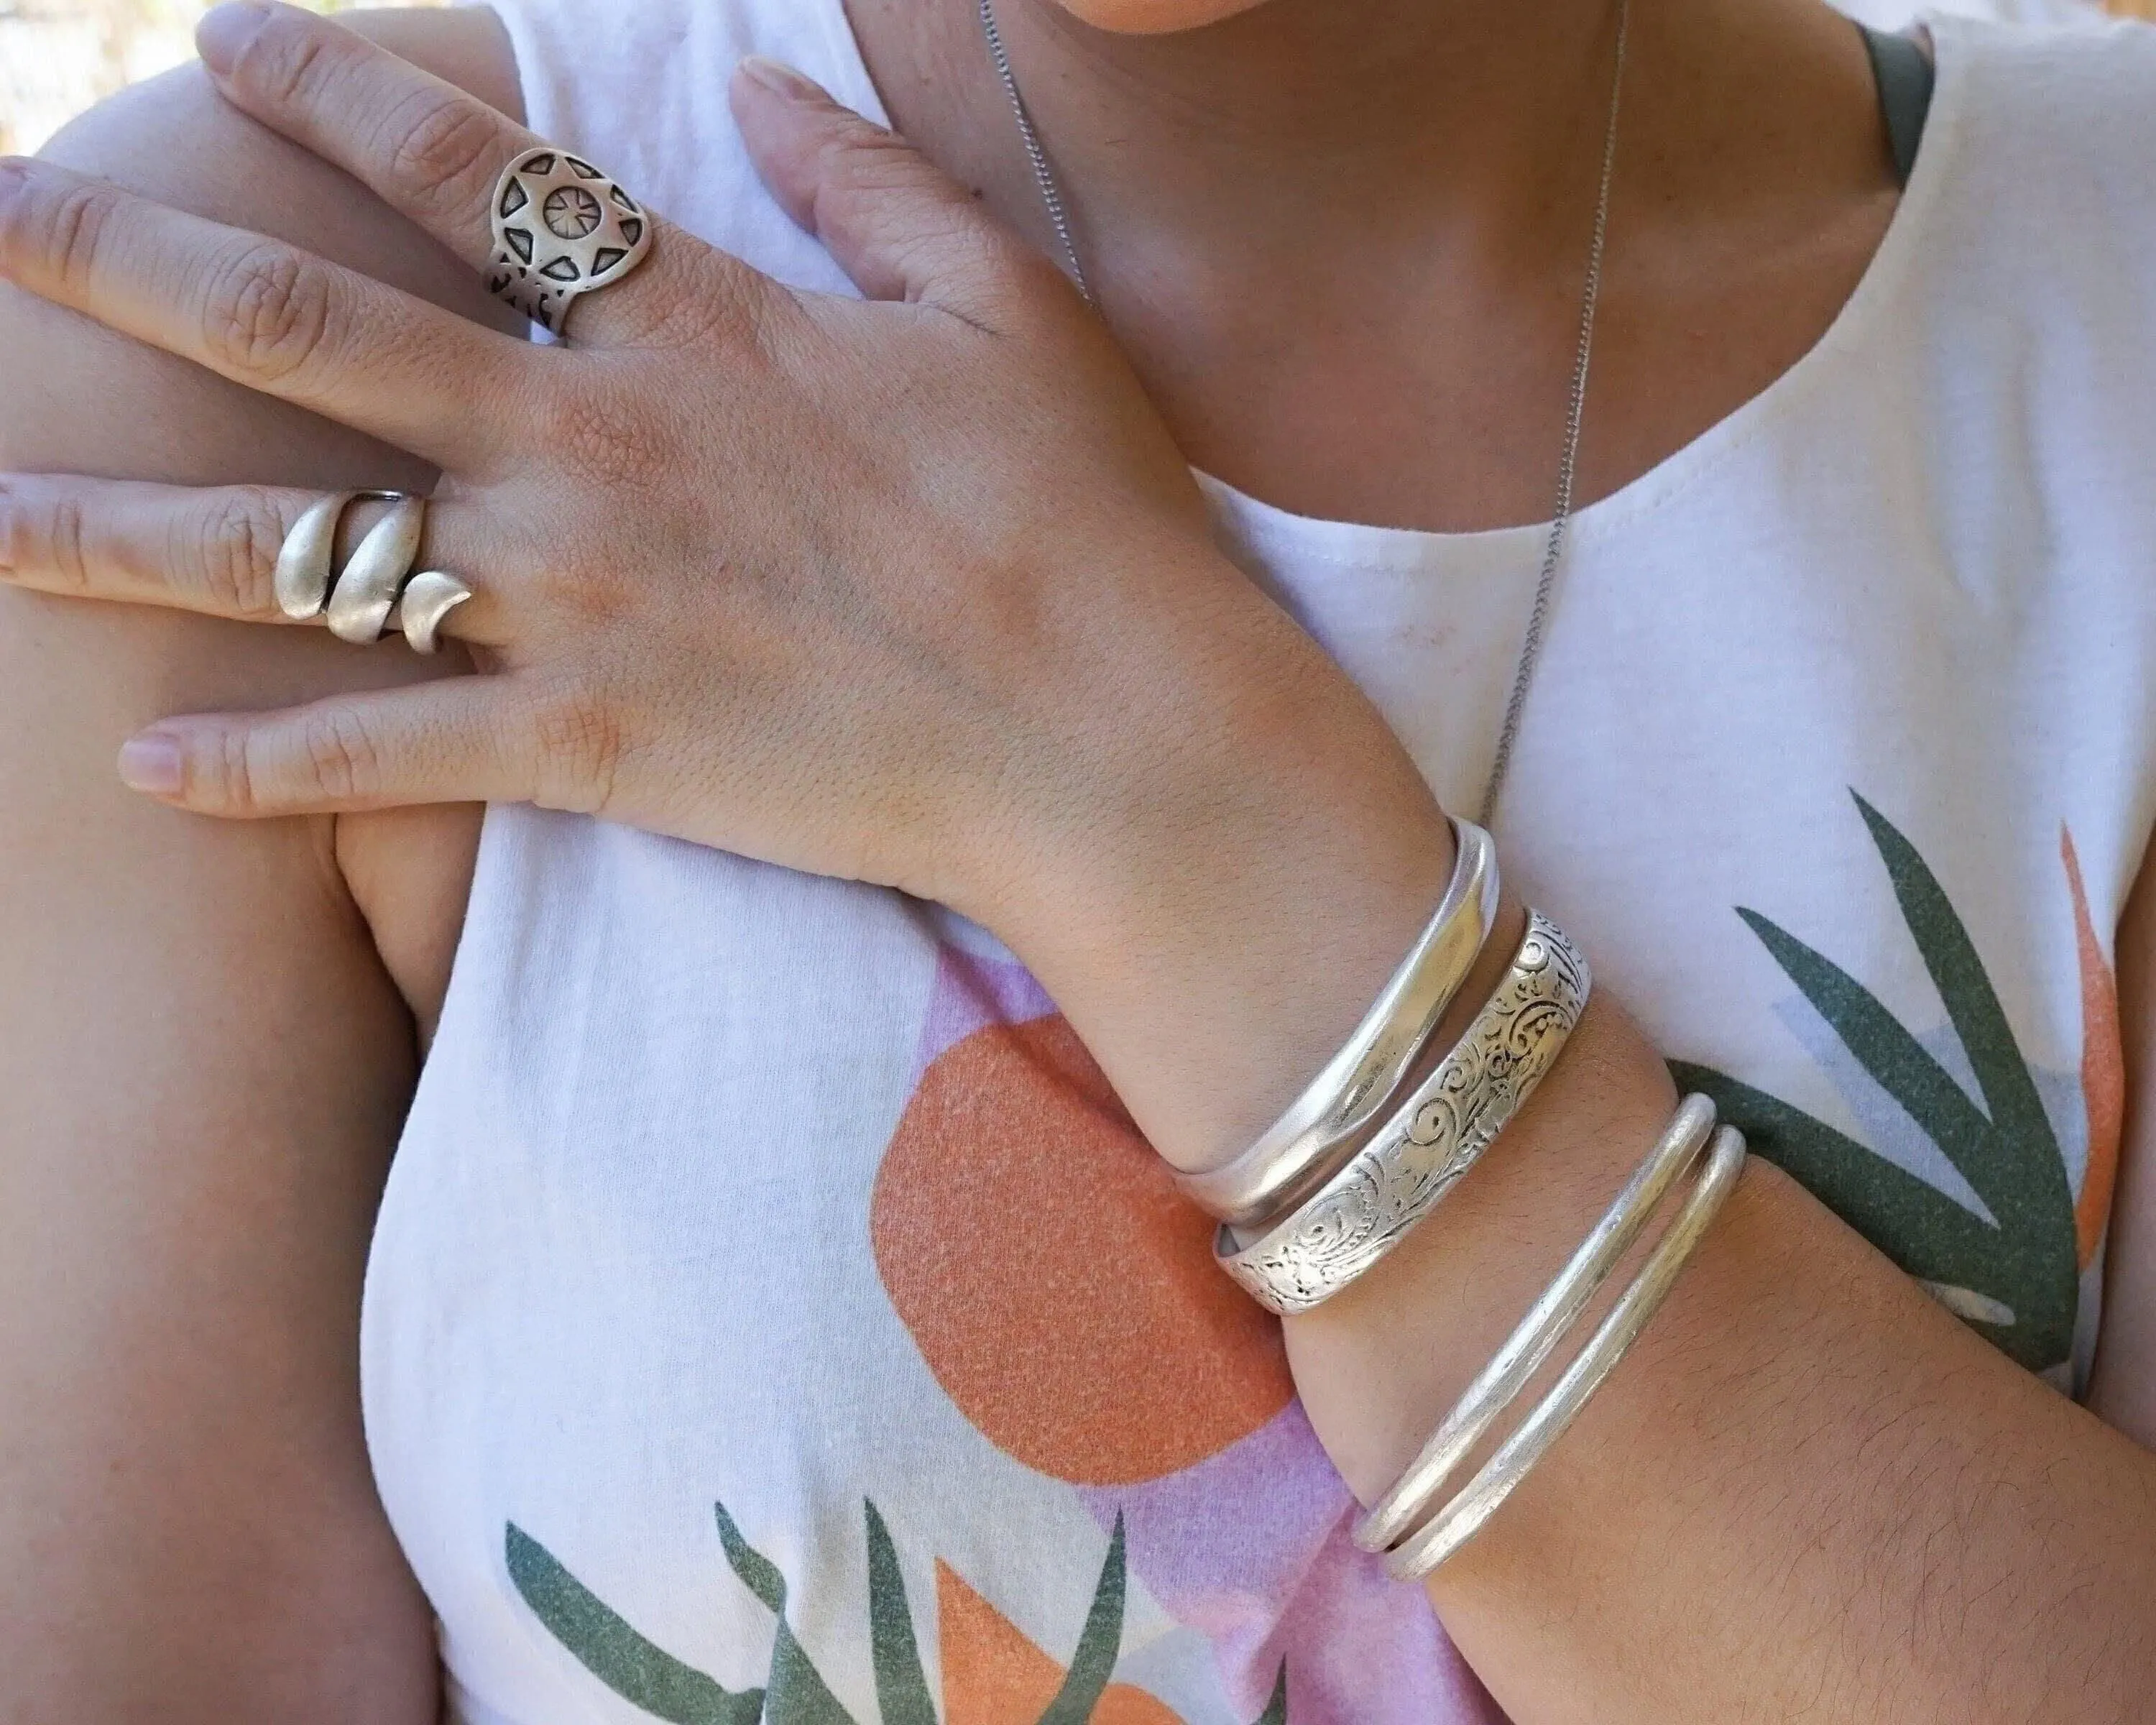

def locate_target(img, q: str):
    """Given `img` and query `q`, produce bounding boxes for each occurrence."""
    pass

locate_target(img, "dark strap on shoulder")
[1860,22,1936,188]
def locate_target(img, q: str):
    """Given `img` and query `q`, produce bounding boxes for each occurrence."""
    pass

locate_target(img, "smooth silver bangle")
[1218,911,1590,1316]
[1355,1094,1719,1555]
[1380,1124,1750,1581]
[1176,818,1501,1230]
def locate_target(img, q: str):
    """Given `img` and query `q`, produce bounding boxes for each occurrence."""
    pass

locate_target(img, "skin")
[0,1,2151,1721]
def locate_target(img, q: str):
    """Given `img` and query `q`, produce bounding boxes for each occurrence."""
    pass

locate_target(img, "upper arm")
[2091,843,2156,1445]
[0,11,516,1717]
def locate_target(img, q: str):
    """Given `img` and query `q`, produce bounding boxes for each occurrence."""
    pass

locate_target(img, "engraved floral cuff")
[1217,911,1591,1316]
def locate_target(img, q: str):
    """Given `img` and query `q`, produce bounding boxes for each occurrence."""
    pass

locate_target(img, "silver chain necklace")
[977,0,1630,825]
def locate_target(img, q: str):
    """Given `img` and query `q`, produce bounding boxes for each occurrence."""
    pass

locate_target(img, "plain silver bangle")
[1217,911,1590,1316]
[1354,1094,1720,1555]
[1176,816,1501,1230]
[1378,1124,1751,1581]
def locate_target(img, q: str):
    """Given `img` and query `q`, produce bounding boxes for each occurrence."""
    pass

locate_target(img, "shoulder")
[1939,14,2156,128]
[1879,19,2156,505]
[1932,18,2156,281]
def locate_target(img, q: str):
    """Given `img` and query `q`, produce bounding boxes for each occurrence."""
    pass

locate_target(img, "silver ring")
[272,490,471,653]
[393,571,474,656]
[1217,911,1591,1316]
[1176,818,1500,1230]
[486,147,653,334]
[324,494,426,645]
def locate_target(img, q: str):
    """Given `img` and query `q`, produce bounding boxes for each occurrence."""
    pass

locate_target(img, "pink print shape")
[1081,1404,1505,1725]
[912,940,1056,1080]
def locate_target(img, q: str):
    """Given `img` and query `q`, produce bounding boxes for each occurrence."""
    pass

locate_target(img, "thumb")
[729,56,1060,318]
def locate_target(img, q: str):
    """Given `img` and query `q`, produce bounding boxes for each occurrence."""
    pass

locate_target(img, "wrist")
[972,599,1456,1172]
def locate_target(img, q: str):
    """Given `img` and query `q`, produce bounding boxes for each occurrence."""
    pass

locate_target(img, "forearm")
[1332,1005,2156,1723]
[988,633,2156,1724]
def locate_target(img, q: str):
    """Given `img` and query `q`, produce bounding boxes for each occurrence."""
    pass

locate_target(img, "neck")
[964,0,1632,264]
[847,0,1892,531]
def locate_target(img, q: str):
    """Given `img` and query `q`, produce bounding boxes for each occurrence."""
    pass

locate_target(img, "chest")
[361,471,2145,1721]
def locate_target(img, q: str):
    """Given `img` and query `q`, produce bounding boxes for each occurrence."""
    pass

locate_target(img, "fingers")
[0,157,527,468]
[0,472,502,645]
[118,676,538,817]
[196,0,518,272]
[196,2,767,348]
[731,57,1065,323]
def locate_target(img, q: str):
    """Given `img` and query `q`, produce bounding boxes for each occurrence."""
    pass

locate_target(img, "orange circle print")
[873,1010,1294,1487]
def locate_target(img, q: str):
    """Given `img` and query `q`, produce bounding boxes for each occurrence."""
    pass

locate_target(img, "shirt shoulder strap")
[1860,22,1938,188]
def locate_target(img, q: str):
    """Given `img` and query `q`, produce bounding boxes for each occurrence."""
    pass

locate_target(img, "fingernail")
[737,57,831,103]
[0,158,30,204]
[118,732,185,797]
[197,1,273,77]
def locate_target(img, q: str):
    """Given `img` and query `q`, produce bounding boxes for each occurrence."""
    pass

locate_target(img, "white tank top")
[367,9,2156,1722]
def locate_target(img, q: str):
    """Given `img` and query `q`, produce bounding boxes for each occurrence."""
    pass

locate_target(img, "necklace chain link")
[977,0,1631,826]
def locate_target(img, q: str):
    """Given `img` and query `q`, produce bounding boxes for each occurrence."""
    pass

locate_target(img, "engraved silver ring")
[485,147,654,335]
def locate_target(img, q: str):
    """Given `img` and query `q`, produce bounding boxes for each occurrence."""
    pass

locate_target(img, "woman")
[1,0,2153,1719]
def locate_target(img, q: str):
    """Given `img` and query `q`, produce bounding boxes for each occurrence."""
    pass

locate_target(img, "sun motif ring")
[485,147,654,334]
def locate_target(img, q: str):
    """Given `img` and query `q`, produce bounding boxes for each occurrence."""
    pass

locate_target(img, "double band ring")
[485,147,653,335]
[272,490,471,653]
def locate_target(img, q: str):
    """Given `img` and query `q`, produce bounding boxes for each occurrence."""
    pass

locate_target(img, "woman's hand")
[0,1,1347,931]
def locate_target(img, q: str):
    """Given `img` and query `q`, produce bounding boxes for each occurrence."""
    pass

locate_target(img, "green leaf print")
[713,1500,856,1725]
[1667,1066,2008,1300]
[1250,1660,1289,1725]
[505,1523,765,1725]
[1036,1512,1127,1725]
[865,1501,938,1725]
[713,1499,791,1616]
[1676,793,2080,1374]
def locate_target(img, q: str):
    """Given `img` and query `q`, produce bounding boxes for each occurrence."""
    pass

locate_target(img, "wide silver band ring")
[1176,818,1501,1230]
[272,489,472,653]
[485,147,653,335]
[1218,911,1591,1316]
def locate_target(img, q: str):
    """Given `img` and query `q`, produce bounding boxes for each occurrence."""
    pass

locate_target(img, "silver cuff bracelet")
[1376,1123,1749,1580]
[1217,910,1591,1316]
[1355,1094,1720,1557]
[1177,817,1501,1230]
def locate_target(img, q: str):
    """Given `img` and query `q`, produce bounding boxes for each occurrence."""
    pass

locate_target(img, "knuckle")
[0,484,91,593]
[910,219,1006,295]
[379,90,503,213]
[617,265,763,354]
[296,707,385,804]
[190,487,282,615]
[19,178,121,293]
[528,684,625,816]
[231,11,341,111]
[42,492,92,594]
[201,242,339,382]
[816,126,921,200]
[197,727,261,817]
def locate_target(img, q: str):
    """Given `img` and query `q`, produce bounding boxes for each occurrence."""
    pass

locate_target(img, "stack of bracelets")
[1178,817,1750,1579]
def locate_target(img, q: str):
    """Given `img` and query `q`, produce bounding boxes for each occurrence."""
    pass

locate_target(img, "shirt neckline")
[818,4,1973,567]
